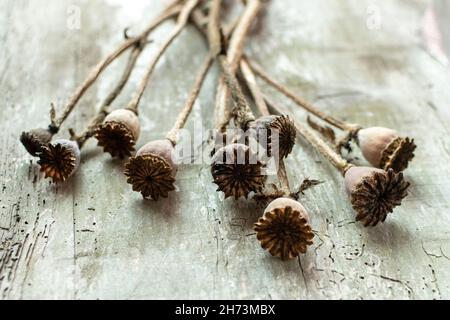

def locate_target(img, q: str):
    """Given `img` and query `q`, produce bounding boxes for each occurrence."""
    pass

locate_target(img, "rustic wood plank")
[1,0,449,299]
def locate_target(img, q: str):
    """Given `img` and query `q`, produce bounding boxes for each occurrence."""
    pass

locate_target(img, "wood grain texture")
[1,0,449,299]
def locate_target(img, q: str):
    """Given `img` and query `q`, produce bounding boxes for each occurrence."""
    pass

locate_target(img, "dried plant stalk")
[20,2,181,156]
[190,8,242,130]
[213,0,262,131]
[265,97,410,227]
[73,43,145,148]
[55,3,182,129]
[246,58,416,172]
[166,54,214,144]
[35,4,182,183]
[94,0,200,159]
[240,59,270,116]
[246,58,357,132]
[126,0,201,114]
[125,46,214,199]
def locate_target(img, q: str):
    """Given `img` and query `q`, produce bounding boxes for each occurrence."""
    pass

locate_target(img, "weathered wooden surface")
[1,0,449,300]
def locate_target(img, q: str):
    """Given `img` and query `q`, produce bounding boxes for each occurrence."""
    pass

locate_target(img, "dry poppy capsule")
[20,128,54,156]
[249,115,296,159]
[211,143,267,199]
[344,166,410,227]
[95,109,140,158]
[357,127,416,172]
[38,139,81,183]
[124,139,177,200]
[254,197,314,260]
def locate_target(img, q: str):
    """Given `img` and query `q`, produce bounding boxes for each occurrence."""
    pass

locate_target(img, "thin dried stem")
[277,159,290,194]
[240,59,269,116]
[218,56,255,128]
[74,43,145,148]
[126,0,201,114]
[265,97,351,175]
[208,0,257,130]
[52,2,182,131]
[245,58,360,132]
[191,9,240,130]
[166,54,214,144]
[214,0,262,131]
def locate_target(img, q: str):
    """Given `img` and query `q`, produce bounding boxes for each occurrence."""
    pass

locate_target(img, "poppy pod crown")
[211,143,267,199]
[38,139,81,183]
[357,127,416,172]
[344,166,410,226]
[95,109,141,158]
[20,128,54,156]
[124,139,177,200]
[254,197,314,260]
[249,115,296,159]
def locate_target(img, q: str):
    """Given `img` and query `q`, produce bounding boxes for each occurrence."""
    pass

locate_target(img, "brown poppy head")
[250,115,296,159]
[357,127,416,172]
[211,143,267,199]
[95,109,140,158]
[344,166,410,227]
[20,128,53,156]
[254,197,314,260]
[124,139,177,200]
[38,139,81,183]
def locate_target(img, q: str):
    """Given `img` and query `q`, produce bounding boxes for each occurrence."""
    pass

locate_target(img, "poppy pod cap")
[136,139,177,175]
[249,115,296,159]
[38,139,81,183]
[20,128,54,156]
[254,197,314,260]
[95,109,140,158]
[344,166,410,227]
[124,139,177,200]
[357,127,416,172]
[211,143,267,200]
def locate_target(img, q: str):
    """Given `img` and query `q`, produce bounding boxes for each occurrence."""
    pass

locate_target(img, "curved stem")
[166,53,214,144]
[213,0,261,132]
[126,0,200,114]
[265,96,351,175]
[52,1,182,131]
[245,58,360,132]
[74,43,144,148]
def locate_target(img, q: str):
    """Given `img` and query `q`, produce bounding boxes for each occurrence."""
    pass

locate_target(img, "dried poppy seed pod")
[254,197,314,260]
[344,166,410,227]
[95,109,140,158]
[357,127,416,172]
[211,143,267,199]
[38,139,81,183]
[124,139,177,200]
[20,128,54,156]
[249,115,296,159]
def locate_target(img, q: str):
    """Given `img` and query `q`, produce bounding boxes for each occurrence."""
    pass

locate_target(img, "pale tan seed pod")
[20,128,54,156]
[344,166,410,227]
[357,127,416,172]
[38,139,81,183]
[124,139,177,200]
[249,115,296,159]
[254,197,314,260]
[211,143,266,199]
[95,109,140,158]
